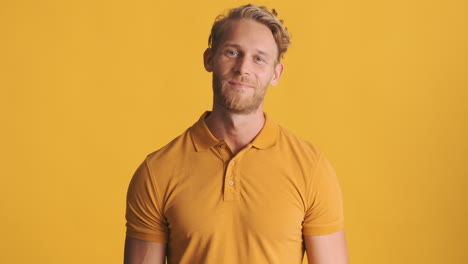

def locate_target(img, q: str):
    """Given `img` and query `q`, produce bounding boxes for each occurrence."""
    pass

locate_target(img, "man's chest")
[162,155,308,244]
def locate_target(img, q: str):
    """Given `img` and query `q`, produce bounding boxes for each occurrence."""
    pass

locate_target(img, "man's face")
[204,19,284,114]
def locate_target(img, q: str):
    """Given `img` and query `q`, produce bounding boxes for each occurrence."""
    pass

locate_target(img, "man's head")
[204,4,290,114]
[208,4,290,63]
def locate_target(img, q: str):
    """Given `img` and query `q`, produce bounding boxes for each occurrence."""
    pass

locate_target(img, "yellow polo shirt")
[126,112,344,264]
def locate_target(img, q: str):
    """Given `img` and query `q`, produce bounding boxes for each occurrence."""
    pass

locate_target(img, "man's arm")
[124,236,167,264]
[304,229,349,264]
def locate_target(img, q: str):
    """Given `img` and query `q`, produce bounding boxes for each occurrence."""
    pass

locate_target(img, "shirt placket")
[216,142,240,202]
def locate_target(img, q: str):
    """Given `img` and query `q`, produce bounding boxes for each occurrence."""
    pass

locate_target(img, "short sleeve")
[125,158,169,242]
[302,152,344,236]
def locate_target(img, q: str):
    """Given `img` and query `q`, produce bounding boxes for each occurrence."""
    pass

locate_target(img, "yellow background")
[1,0,467,263]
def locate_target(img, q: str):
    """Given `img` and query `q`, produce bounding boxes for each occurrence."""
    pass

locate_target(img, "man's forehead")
[217,19,278,56]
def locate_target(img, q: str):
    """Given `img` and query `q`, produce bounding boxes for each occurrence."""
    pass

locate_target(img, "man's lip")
[228,81,253,88]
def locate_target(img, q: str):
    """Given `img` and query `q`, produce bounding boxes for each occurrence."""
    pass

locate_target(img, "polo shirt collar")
[250,112,278,150]
[190,111,279,152]
[190,112,220,151]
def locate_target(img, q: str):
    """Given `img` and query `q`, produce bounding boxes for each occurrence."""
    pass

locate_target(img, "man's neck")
[205,105,265,155]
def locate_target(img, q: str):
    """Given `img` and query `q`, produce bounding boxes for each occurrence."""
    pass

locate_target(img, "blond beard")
[212,74,267,114]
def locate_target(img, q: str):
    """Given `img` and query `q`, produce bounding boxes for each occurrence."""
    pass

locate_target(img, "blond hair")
[208,4,291,62]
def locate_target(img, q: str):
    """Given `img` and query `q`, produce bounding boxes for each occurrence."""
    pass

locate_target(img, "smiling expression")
[204,19,284,114]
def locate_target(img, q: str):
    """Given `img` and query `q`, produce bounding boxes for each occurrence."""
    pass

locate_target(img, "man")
[125,4,348,264]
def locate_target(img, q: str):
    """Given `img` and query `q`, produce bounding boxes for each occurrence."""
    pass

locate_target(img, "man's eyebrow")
[255,49,270,57]
[221,43,272,57]
[222,43,241,48]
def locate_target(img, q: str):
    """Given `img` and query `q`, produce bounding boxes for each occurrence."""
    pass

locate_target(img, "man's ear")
[203,48,213,72]
[270,62,284,86]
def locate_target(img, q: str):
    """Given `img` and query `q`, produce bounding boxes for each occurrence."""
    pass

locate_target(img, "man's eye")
[255,57,265,62]
[227,50,238,57]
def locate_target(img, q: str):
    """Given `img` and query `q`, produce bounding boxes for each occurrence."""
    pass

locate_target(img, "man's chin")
[214,90,263,114]
[221,101,261,114]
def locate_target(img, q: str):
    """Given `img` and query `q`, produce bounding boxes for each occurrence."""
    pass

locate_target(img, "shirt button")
[230,161,235,166]
[228,180,234,186]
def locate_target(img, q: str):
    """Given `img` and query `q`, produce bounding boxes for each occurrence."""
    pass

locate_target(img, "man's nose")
[233,56,251,75]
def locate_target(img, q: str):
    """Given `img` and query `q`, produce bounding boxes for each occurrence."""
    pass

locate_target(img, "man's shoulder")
[270,123,332,183]
[145,126,194,165]
[275,123,323,162]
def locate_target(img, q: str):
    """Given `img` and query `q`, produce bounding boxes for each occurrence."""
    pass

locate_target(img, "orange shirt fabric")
[126,112,344,264]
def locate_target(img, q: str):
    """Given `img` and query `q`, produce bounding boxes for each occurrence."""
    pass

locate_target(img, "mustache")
[227,77,254,86]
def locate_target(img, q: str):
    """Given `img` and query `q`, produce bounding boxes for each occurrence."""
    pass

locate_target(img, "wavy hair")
[208,4,291,62]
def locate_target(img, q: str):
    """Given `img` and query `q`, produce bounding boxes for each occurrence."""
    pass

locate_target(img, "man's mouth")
[228,81,253,88]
